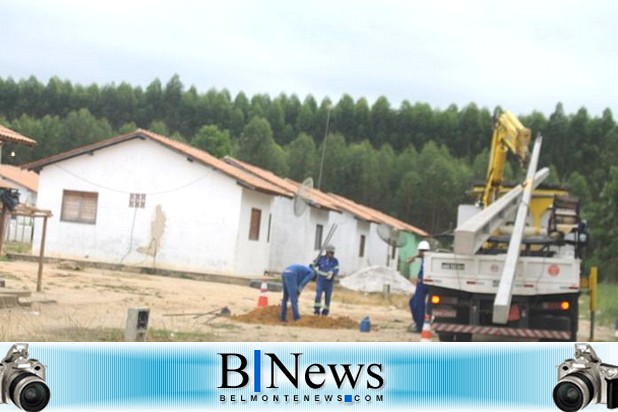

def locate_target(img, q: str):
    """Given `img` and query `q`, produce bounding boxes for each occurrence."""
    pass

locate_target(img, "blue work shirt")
[417,257,424,282]
[282,264,315,290]
[315,255,339,277]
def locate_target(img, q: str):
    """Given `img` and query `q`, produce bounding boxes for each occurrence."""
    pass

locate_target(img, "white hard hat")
[417,240,430,251]
[325,244,335,252]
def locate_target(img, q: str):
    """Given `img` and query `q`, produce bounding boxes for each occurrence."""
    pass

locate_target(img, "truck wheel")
[438,333,472,342]
[453,333,472,342]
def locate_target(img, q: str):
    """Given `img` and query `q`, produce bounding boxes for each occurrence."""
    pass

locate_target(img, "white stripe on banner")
[2,342,615,412]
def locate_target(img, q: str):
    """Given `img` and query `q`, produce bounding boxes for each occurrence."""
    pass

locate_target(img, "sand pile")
[232,305,358,329]
[339,265,415,294]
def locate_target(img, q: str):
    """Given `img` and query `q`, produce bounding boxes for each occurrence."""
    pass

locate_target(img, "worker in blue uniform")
[313,244,339,316]
[407,240,431,332]
[280,264,315,322]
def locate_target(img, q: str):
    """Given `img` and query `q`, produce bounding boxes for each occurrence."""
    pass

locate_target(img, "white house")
[24,129,290,277]
[24,128,428,279]
[222,158,428,275]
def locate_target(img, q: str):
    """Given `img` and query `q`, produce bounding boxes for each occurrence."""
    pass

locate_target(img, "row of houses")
[11,128,427,278]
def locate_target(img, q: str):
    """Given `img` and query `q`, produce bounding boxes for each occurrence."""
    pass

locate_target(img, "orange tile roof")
[0,164,39,192]
[21,129,291,198]
[329,193,428,236]
[20,128,428,236]
[0,125,37,146]
[0,176,16,190]
[223,157,341,212]
[224,157,429,237]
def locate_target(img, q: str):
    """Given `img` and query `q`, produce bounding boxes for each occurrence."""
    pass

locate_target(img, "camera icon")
[0,344,50,412]
[553,343,618,411]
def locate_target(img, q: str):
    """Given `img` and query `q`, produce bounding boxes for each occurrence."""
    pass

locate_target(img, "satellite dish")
[377,223,408,266]
[377,223,407,247]
[293,177,314,217]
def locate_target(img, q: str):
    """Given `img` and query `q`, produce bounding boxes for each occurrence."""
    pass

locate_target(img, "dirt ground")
[0,259,614,342]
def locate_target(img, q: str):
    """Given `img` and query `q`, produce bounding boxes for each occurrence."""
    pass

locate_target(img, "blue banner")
[3,342,616,411]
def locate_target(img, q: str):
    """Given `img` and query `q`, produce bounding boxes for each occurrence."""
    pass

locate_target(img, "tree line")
[0,75,616,281]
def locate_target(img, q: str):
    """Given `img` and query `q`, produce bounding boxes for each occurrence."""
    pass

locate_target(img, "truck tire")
[453,333,472,342]
[438,333,472,342]
[438,333,455,342]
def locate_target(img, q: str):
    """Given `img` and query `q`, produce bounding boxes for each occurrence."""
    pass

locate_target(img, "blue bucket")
[360,317,371,333]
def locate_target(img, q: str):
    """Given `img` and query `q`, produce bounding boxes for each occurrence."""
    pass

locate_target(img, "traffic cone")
[420,313,433,342]
[257,277,269,308]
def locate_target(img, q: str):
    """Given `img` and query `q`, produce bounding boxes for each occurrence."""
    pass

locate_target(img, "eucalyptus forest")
[1,75,616,280]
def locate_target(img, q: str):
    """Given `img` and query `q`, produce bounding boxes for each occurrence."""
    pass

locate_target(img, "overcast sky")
[2,0,617,117]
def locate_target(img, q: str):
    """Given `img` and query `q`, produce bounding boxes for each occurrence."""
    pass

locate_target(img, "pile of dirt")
[232,305,358,329]
[339,265,414,294]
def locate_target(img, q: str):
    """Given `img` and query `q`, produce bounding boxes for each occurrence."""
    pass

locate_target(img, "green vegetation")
[13,327,219,342]
[580,282,618,327]
[597,283,618,326]
[1,75,617,280]
[3,241,32,255]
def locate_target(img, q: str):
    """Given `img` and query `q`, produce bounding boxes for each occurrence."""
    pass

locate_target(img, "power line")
[54,164,212,195]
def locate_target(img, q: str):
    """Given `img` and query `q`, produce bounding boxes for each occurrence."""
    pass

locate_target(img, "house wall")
[266,197,311,273]
[14,185,37,206]
[324,212,368,275]
[32,138,273,276]
[308,206,331,262]
[366,223,397,269]
[266,196,396,276]
[234,189,274,277]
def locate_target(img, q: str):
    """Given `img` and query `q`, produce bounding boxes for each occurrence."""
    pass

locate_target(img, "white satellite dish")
[293,177,314,217]
[377,223,408,266]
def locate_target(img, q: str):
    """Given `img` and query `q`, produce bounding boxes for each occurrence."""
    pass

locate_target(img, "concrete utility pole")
[493,136,543,324]
[317,106,333,191]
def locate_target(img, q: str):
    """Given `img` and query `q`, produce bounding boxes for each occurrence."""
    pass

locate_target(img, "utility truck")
[424,111,588,341]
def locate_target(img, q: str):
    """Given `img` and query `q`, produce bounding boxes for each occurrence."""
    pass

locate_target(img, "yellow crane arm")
[482,111,531,207]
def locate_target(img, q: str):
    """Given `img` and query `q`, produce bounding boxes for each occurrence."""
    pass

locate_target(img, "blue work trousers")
[280,273,300,321]
[409,282,428,331]
[314,277,334,315]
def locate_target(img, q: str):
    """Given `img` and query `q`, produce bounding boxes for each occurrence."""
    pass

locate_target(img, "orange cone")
[257,277,269,308]
[420,313,433,342]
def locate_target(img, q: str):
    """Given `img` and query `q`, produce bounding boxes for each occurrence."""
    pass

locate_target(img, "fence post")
[589,266,597,341]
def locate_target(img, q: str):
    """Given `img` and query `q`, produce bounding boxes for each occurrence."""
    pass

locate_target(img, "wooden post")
[589,266,598,341]
[0,203,6,256]
[36,215,48,292]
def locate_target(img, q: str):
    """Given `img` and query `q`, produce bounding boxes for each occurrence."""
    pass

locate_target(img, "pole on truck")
[493,135,544,324]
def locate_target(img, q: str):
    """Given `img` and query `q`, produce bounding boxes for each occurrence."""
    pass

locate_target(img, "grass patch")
[596,283,618,326]
[270,280,410,310]
[93,283,141,293]
[0,271,20,280]
[24,327,221,342]
[333,285,409,308]
[4,242,32,255]
[580,282,618,326]
[209,322,241,330]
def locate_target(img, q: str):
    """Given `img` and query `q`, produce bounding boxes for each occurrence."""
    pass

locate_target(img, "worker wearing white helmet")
[313,244,339,316]
[407,240,431,333]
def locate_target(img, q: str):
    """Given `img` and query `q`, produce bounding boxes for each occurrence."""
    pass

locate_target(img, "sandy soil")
[0,260,613,342]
